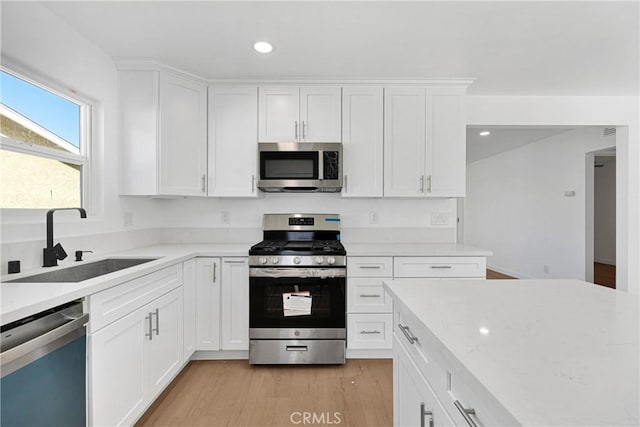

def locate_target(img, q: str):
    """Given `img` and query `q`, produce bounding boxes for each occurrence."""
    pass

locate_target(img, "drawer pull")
[430,265,453,269]
[359,294,382,298]
[286,345,308,352]
[420,403,434,427]
[359,265,382,269]
[360,330,381,335]
[454,400,478,427]
[397,323,417,344]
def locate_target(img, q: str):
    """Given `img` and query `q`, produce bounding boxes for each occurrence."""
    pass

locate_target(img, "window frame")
[0,66,92,212]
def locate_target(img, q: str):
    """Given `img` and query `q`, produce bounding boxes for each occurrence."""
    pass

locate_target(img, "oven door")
[249,268,346,337]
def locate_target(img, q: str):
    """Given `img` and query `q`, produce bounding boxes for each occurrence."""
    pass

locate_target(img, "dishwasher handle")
[1,313,89,378]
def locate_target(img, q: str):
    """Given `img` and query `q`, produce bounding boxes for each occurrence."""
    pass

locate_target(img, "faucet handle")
[75,250,93,262]
[54,243,68,261]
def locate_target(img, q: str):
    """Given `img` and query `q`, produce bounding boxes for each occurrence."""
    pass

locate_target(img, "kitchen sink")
[6,258,158,283]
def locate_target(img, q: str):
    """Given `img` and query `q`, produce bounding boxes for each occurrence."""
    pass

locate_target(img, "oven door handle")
[249,267,346,278]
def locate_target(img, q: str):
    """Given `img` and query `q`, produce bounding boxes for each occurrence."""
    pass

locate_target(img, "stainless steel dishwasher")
[1,300,89,426]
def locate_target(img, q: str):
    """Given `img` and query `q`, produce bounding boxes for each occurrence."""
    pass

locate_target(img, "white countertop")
[0,244,250,325]
[344,242,492,257]
[384,279,639,426]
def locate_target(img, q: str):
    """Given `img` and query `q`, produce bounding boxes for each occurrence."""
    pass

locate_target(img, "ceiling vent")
[603,127,616,136]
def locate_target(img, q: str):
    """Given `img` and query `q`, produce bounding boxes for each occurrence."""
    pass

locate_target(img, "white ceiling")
[41,1,639,96]
[466,126,574,163]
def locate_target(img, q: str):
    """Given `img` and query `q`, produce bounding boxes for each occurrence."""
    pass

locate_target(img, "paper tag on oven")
[283,291,312,316]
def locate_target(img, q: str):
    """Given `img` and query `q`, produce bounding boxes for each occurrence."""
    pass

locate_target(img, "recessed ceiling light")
[479,131,491,136]
[479,327,490,335]
[253,41,273,54]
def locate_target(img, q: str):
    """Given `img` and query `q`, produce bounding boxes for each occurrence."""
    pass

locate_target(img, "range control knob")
[315,256,324,264]
[293,257,301,265]
[259,257,267,265]
[270,257,279,264]
[326,256,336,265]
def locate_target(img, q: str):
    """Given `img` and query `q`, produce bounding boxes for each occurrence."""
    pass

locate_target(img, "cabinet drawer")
[347,313,393,349]
[347,278,392,313]
[88,264,182,333]
[394,257,486,278]
[347,257,393,277]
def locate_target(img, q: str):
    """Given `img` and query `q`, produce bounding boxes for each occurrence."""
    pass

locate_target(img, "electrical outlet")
[431,213,449,225]
[369,211,378,224]
[221,211,230,225]
[543,265,549,274]
[124,212,134,227]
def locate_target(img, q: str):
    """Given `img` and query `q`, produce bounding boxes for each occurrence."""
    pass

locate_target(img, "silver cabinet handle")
[359,294,382,298]
[201,174,206,193]
[145,313,153,341]
[360,330,381,335]
[397,323,417,344]
[286,345,308,352]
[295,121,299,141]
[344,175,348,192]
[302,121,307,140]
[224,260,246,264]
[454,400,478,427]
[152,308,160,336]
[251,174,255,193]
[427,175,432,193]
[359,265,382,269]
[430,265,453,269]
[420,403,434,427]
[420,175,425,193]
[213,262,217,282]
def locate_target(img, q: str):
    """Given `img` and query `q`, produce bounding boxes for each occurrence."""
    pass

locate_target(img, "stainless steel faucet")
[43,208,87,267]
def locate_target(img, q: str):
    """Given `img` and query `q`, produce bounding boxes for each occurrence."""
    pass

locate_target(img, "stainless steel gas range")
[248,213,346,365]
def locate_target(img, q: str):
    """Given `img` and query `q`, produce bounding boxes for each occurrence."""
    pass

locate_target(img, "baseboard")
[594,258,616,266]
[346,348,392,359]
[191,350,249,360]
[486,265,533,279]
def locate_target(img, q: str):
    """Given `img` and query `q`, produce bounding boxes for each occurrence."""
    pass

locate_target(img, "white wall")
[467,95,639,294]
[594,156,616,265]
[0,2,164,273]
[465,127,614,280]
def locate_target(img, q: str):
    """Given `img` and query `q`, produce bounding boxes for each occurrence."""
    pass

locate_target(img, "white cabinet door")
[342,87,383,197]
[426,88,466,197]
[159,72,208,196]
[300,87,342,142]
[394,336,455,427]
[384,88,426,197]
[146,288,183,400]
[221,257,249,350]
[195,258,221,351]
[208,86,259,197]
[258,87,299,142]
[89,307,147,427]
[182,259,196,360]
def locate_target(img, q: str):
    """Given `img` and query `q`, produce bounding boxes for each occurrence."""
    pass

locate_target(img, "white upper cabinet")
[119,68,207,196]
[208,86,259,197]
[384,88,427,197]
[258,86,341,142]
[341,87,383,198]
[384,86,466,198]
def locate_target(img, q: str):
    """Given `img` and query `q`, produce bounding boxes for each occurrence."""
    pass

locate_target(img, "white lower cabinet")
[89,286,183,426]
[182,259,197,360]
[195,257,221,350]
[347,313,393,349]
[394,335,454,427]
[221,257,249,350]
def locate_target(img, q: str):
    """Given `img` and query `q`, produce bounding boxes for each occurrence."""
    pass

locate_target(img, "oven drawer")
[249,339,345,364]
[347,313,393,349]
[394,257,486,278]
[347,257,393,277]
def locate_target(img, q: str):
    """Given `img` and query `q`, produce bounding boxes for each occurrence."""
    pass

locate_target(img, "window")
[0,68,89,209]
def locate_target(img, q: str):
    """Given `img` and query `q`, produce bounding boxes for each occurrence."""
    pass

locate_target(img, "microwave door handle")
[318,151,324,180]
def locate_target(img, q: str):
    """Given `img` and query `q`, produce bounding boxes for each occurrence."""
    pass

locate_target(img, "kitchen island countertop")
[384,278,639,426]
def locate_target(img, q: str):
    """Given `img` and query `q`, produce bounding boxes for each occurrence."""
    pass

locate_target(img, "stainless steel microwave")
[258,143,342,192]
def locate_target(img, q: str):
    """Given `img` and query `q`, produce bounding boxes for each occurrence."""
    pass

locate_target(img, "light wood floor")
[594,262,616,289]
[486,269,516,279]
[136,359,393,427]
